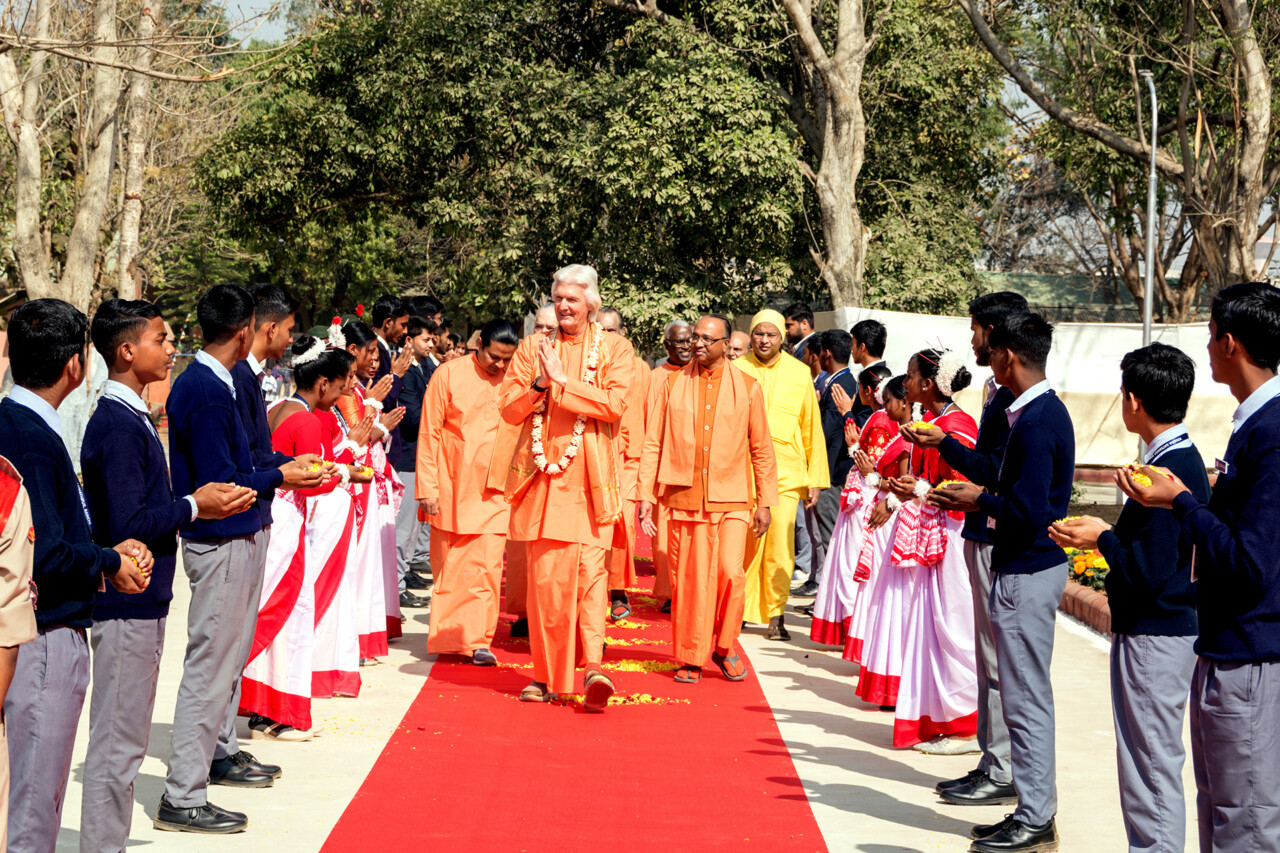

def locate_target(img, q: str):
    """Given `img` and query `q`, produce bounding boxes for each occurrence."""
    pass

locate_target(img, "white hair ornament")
[873,374,891,406]
[293,337,326,366]
[935,348,967,398]
[326,316,347,350]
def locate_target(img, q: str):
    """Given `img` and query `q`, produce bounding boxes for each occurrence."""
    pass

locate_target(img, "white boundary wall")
[828,307,1234,468]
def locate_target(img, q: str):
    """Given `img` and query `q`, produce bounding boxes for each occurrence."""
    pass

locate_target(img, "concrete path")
[54,577,1196,851]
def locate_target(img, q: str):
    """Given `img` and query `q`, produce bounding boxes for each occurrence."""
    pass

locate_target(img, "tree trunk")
[64,0,124,312]
[1218,0,1268,283]
[117,4,159,300]
[0,0,55,299]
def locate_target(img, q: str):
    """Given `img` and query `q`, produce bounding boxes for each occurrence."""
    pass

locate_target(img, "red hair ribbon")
[355,304,364,318]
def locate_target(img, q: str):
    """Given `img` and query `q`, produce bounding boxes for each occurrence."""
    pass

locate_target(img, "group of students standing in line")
[0,284,490,848]
[785,284,1280,853]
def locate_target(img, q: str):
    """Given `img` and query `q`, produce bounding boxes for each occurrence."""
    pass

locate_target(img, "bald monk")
[735,308,828,641]
[727,331,750,361]
[418,320,520,665]
[492,265,635,709]
[505,304,559,638]
[648,320,693,607]
[599,307,651,620]
[640,315,777,684]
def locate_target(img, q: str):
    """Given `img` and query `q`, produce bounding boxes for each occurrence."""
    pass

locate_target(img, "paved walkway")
[54,573,1195,851]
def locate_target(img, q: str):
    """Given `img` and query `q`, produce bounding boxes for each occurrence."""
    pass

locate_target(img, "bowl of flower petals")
[906,420,935,430]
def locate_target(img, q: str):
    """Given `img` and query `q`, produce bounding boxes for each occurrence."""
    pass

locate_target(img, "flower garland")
[531,322,603,476]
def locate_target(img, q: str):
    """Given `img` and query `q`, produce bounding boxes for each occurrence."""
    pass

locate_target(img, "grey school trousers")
[989,565,1066,827]
[793,501,811,580]
[80,617,167,853]
[966,539,1012,786]
[164,530,267,807]
[805,485,841,586]
[1111,632,1195,853]
[396,471,423,593]
[5,625,89,853]
[1191,657,1280,853]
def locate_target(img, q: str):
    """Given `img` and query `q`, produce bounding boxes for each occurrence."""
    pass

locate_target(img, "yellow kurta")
[733,350,829,623]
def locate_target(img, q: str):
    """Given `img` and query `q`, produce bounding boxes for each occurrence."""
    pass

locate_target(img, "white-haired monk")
[418,320,520,664]
[735,308,828,641]
[491,265,636,709]
[727,331,751,361]
[648,320,693,607]
[598,307,651,620]
[640,314,777,683]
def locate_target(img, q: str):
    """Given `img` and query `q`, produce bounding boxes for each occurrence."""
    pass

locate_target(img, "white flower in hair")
[326,316,347,350]
[873,375,891,406]
[293,336,326,366]
[935,348,967,398]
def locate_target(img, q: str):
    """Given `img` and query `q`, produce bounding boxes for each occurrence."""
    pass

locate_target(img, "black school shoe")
[936,768,986,794]
[154,797,248,833]
[210,751,280,788]
[969,818,1058,852]
[939,772,1018,806]
[405,570,431,590]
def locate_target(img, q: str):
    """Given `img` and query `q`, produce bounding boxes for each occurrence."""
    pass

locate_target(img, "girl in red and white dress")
[337,321,405,664]
[884,347,979,750]
[240,336,373,740]
[843,376,926,710]
[810,364,895,646]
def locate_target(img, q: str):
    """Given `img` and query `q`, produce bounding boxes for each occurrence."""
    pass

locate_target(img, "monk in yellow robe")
[491,265,635,710]
[417,320,519,664]
[647,320,693,605]
[734,308,828,640]
[640,315,777,683]
[598,308,651,620]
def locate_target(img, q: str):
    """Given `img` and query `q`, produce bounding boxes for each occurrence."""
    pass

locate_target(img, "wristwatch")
[532,379,548,394]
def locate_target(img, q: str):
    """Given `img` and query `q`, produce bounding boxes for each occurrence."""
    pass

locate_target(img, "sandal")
[582,670,615,712]
[711,651,747,681]
[674,665,702,684]
[609,600,632,621]
[519,681,552,703]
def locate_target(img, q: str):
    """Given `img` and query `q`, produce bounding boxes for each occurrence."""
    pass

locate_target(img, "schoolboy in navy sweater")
[80,300,255,852]
[233,284,298,531]
[158,285,327,835]
[371,294,412,467]
[930,312,1072,853]
[1051,343,1208,853]
[1120,282,1280,853]
[904,291,1027,796]
[0,299,153,853]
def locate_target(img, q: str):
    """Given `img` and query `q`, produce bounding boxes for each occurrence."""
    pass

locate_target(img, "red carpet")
[321,541,828,851]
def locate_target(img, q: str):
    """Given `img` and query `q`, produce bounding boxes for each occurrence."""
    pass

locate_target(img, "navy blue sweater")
[374,339,405,468]
[0,397,120,628]
[1097,444,1209,636]
[82,397,187,621]
[232,359,291,527]
[819,369,859,484]
[1173,395,1280,662]
[168,360,283,540]
[975,390,1075,574]
[940,385,1014,545]
[395,362,427,473]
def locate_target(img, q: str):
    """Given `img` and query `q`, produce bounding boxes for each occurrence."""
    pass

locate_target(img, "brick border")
[1060,582,1111,635]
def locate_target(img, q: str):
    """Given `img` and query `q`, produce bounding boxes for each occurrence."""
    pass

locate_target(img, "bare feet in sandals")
[711,650,748,681]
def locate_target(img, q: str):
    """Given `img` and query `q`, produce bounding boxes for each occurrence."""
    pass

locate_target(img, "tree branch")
[596,0,675,23]
[956,0,1184,179]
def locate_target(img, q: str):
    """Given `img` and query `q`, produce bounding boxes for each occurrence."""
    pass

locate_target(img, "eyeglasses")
[752,330,781,341]
[690,334,728,345]
[665,339,693,347]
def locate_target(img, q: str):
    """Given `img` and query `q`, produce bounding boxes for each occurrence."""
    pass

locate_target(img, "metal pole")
[1140,70,1157,348]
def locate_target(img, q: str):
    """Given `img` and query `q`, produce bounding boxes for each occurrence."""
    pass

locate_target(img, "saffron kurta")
[647,360,684,599]
[417,354,511,654]
[493,326,635,693]
[608,355,652,590]
[640,361,777,666]
[734,349,829,623]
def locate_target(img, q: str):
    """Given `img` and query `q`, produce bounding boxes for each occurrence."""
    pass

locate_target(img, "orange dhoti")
[606,499,638,591]
[669,510,750,665]
[427,529,506,654]
[526,539,609,694]
[652,505,672,598]
[504,540,528,616]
